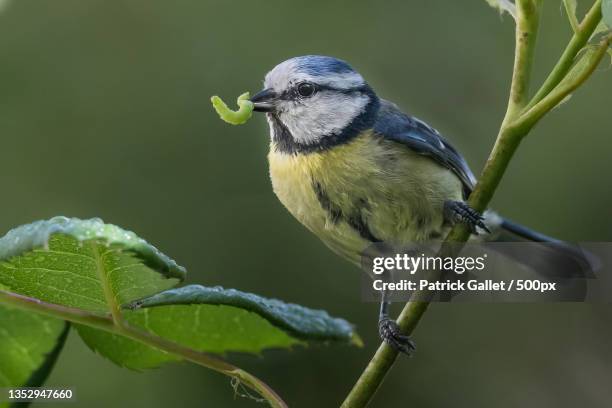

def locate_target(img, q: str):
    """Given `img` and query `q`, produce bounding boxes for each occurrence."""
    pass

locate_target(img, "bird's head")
[250,55,380,154]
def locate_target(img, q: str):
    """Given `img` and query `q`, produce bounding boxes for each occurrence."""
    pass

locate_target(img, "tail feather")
[487,216,597,280]
[499,218,564,244]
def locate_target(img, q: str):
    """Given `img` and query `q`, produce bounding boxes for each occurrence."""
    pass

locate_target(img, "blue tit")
[249,55,590,353]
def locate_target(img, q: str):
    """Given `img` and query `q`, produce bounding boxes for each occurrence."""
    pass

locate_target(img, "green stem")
[562,0,580,34]
[525,0,603,110]
[340,301,432,408]
[504,0,541,119]
[0,289,287,408]
[341,0,608,406]
[520,35,611,131]
[0,289,115,331]
[114,323,286,407]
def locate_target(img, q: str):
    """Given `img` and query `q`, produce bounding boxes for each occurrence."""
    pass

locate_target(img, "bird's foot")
[378,317,416,355]
[444,200,490,234]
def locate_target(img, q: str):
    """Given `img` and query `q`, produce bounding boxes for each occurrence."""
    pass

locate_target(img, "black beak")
[250,88,278,112]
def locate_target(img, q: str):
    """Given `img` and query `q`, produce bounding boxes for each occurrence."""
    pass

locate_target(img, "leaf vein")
[17,266,100,285]
[0,276,106,307]
[105,263,143,279]
[33,249,96,262]
[0,328,38,370]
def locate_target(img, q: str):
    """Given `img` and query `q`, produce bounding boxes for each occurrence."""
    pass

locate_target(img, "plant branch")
[341,0,608,406]
[526,0,603,110]
[0,289,287,408]
[519,34,611,130]
[0,289,115,331]
[504,0,542,120]
[563,0,580,34]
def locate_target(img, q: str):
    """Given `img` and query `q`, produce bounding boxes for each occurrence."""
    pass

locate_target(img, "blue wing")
[373,100,476,197]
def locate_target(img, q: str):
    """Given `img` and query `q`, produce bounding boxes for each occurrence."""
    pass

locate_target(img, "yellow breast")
[267,131,463,265]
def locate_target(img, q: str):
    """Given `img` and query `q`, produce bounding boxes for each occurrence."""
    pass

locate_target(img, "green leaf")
[76,324,178,370]
[0,217,359,375]
[593,21,610,35]
[0,217,185,371]
[75,303,299,370]
[0,305,68,408]
[0,218,328,406]
[603,0,612,28]
[484,0,516,19]
[0,217,184,313]
[130,285,361,345]
[75,285,361,370]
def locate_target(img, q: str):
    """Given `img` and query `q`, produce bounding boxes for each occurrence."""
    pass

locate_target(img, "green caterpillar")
[210,92,254,125]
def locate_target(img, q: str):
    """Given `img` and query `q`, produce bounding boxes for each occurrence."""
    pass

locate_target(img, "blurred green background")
[0,0,610,407]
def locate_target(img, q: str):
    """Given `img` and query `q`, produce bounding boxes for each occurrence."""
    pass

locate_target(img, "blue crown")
[292,55,356,77]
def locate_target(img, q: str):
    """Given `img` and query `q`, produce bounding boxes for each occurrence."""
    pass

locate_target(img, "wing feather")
[373,100,476,196]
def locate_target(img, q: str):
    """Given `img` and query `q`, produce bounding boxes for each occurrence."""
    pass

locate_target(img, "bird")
[248,55,591,354]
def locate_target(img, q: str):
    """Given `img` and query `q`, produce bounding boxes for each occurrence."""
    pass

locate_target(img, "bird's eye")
[296,82,316,98]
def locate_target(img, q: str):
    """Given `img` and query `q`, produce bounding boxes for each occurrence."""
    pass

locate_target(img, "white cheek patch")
[279,93,370,145]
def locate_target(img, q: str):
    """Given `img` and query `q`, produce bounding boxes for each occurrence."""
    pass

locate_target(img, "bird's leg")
[444,200,490,234]
[378,280,416,355]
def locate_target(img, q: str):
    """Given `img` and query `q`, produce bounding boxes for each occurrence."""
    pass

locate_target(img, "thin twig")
[526,0,603,110]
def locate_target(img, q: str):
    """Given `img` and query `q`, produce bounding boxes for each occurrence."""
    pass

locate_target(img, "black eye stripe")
[279,84,370,100]
[317,84,370,94]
